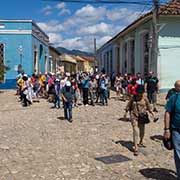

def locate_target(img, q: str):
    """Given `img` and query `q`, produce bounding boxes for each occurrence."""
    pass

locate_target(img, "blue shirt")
[82,78,90,89]
[100,79,107,90]
[166,92,180,129]
[62,86,74,102]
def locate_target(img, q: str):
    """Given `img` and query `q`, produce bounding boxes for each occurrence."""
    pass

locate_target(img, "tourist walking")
[124,92,154,156]
[54,79,61,109]
[145,71,159,112]
[115,74,122,98]
[82,74,90,106]
[99,74,108,106]
[61,81,74,122]
[89,76,97,106]
[121,74,129,101]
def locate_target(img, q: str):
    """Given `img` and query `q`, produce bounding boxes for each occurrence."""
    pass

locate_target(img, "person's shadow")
[114,140,134,152]
[118,117,130,122]
[139,168,177,180]
[57,116,66,120]
[150,135,163,142]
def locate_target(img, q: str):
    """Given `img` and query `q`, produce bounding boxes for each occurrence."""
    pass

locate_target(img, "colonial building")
[0,20,49,89]
[97,1,180,92]
[49,46,61,74]
[60,54,77,73]
[71,55,86,72]
[80,56,95,73]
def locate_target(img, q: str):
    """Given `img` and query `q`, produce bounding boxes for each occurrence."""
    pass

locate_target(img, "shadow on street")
[139,168,177,180]
[114,140,134,152]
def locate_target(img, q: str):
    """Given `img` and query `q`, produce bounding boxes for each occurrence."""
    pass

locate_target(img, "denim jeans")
[172,130,180,180]
[54,95,60,108]
[100,88,108,105]
[64,102,72,121]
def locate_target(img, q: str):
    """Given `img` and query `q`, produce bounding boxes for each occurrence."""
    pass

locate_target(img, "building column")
[135,31,141,74]
[119,41,124,74]
[113,45,120,74]
[126,40,131,74]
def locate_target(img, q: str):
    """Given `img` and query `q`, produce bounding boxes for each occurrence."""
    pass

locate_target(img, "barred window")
[0,44,4,83]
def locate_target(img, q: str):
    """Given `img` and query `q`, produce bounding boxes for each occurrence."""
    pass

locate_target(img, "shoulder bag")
[136,100,150,124]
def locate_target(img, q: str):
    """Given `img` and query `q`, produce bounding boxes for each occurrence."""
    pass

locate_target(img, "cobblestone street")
[0,90,177,180]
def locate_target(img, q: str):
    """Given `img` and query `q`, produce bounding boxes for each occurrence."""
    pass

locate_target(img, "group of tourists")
[15,70,159,124]
[16,70,112,122]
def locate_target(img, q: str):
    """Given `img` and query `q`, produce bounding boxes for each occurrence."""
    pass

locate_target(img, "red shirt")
[128,83,138,95]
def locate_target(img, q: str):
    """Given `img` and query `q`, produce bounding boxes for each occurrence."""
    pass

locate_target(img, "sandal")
[134,150,139,156]
[138,143,146,148]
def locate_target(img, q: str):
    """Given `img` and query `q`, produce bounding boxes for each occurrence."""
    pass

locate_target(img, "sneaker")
[69,119,73,123]
[85,104,88,107]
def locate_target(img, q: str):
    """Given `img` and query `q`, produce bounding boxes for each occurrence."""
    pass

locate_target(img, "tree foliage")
[0,62,10,83]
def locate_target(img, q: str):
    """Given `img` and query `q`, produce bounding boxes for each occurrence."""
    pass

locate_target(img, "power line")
[42,0,154,5]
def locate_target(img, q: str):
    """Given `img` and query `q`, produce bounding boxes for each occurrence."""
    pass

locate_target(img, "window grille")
[0,44,4,83]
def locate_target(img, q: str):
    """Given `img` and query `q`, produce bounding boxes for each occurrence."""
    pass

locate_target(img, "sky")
[0,0,169,52]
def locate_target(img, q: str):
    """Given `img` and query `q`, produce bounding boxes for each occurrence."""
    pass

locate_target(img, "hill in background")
[57,47,94,57]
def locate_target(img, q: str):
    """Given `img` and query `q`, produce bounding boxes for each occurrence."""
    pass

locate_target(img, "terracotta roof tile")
[160,1,180,15]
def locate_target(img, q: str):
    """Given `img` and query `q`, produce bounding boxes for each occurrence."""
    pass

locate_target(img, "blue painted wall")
[0,34,32,89]
[0,21,49,89]
[32,35,49,74]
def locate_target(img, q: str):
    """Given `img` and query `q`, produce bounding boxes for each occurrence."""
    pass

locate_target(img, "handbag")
[163,137,173,150]
[136,101,150,124]
[163,93,178,150]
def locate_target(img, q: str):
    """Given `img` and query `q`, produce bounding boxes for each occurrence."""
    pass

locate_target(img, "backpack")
[136,79,145,93]
[136,84,145,94]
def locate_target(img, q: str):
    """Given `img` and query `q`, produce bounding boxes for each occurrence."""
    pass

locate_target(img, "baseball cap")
[66,81,71,87]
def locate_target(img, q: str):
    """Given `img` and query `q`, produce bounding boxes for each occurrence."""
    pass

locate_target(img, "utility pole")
[151,0,159,74]
[94,38,97,71]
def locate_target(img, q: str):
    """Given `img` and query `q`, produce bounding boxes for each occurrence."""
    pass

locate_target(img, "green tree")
[0,62,10,83]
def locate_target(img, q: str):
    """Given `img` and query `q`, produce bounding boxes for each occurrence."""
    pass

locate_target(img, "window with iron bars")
[0,44,5,83]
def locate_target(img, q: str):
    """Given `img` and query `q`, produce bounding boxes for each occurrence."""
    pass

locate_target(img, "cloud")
[48,33,63,45]
[38,21,64,33]
[41,3,71,17]
[41,5,53,16]
[75,4,106,22]
[106,7,143,24]
[56,2,66,9]
[77,22,114,36]
[42,5,52,11]
[62,4,107,32]
[59,8,71,16]
[57,37,83,50]
[39,4,148,52]
[44,11,52,16]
